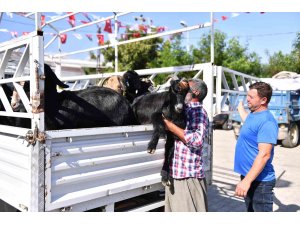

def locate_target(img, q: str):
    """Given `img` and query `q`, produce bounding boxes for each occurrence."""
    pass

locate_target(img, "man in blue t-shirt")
[234,81,278,212]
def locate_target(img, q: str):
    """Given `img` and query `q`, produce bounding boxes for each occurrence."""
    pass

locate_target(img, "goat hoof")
[161,179,171,187]
[166,180,171,186]
[147,149,156,154]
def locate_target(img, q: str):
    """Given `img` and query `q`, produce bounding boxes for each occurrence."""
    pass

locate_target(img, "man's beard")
[185,92,193,104]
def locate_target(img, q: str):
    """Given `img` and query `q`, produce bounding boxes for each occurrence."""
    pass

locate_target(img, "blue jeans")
[241,175,276,212]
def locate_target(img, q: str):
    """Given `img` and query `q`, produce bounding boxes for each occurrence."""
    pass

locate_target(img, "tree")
[263,50,299,76]
[148,33,194,84]
[192,30,227,66]
[149,33,193,68]
[223,38,262,76]
[101,28,163,72]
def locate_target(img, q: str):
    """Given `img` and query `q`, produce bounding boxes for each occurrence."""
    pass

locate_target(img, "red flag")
[221,16,228,21]
[97,34,104,45]
[86,34,93,41]
[139,25,147,33]
[68,19,75,27]
[104,19,112,33]
[41,15,45,26]
[68,12,75,21]
[132,32,141,38]
[60,34,67,44]
[81,20,89,24]
[157,26,165,33]
[67,12,76,27]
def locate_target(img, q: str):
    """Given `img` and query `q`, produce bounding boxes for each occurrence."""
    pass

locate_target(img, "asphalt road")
[208,129,300,212]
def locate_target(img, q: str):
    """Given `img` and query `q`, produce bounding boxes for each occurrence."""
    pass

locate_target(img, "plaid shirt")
[170,102,208,179]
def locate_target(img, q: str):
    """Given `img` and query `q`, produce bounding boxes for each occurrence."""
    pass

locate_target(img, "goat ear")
[179,79,189,90]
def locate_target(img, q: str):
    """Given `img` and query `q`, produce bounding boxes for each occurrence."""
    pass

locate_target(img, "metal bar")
[44,12,79,26]
[210,12,214,64]
[0,49,12,78]
[44,35,58,50]
[13,82,31,113]
[55,22,211,57]
[14,44,30,78]
[0,85,13,112]
[114,14,119,72]
[0,111,32,118]
[128,200,164,212]
[0,77,30,84]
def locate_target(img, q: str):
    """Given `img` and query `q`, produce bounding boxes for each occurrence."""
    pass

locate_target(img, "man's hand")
[163,115,171,130]
[235,179,251,197]
[237,101,244,112]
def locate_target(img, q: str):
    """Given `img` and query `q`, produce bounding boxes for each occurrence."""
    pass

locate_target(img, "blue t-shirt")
[234,110,278,181]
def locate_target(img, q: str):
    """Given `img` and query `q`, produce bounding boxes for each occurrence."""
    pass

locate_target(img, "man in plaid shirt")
[163,78,209,212]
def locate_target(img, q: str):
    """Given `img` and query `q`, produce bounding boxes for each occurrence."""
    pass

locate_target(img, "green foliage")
[192,30,227,65]
[223,38,262,76]
[97,29,300,82]
[262,51,299,76]
[101,28,163,72]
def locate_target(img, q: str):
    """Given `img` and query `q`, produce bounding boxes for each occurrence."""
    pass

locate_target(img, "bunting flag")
[86,34,93,41]
[132,32,141,38]
[117,21,126,28]
[231,13,240,18]
[96,34,104,45]
[221,16,228,21]
[82,12,92,22]
[139,25,147,33]
[81,20,89,24]
[129,23,139,31]
[73,33,82,40]
[22,32,30,36]
[67,12,76,27]
[10,31,18,38]
[107,34,116,44]
[156,26,166,33]
[60,34,67,44]
[41,15,45,26]
[121,33,128,40]
[6,12,13,18]
[104,19,112,33]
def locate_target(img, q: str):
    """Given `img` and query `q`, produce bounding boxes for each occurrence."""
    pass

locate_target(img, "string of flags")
[1,12,266,45]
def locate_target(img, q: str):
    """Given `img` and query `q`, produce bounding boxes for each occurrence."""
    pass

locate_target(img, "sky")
[1,11,299,64]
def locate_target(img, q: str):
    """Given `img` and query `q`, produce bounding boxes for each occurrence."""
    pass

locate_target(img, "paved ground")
[207,129,300,212]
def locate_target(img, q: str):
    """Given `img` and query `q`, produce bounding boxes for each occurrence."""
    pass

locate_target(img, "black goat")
[3,64,137,130]
[44,64,137,130]
[123,70,153,103]
[132,79,189,186]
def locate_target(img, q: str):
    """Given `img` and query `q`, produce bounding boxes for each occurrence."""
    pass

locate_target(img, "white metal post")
[210,12,214,64]
[29,14,45,211]
[215,66,223,114]
[203,63,214,185]
[114,14,119,72]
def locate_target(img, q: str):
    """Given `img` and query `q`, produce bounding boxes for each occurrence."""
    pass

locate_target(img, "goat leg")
[160,132,174,186]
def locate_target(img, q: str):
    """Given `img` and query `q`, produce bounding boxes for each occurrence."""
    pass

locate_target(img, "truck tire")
[282,123,299,148]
